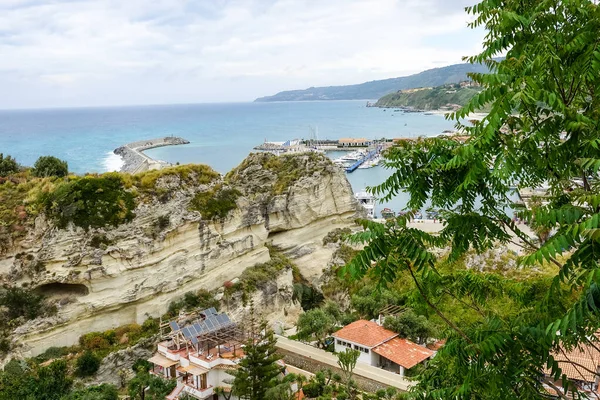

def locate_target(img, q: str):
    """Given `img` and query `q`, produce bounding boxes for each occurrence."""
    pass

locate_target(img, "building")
[148,308,292,400]
[332,320,435,377]
[544,341,600,398]
[338,138,373,147]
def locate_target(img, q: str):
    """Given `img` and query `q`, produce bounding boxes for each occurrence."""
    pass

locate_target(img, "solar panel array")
[174,308,234,343]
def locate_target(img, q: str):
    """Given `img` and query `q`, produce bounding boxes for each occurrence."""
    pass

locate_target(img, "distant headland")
[254,61,489,102]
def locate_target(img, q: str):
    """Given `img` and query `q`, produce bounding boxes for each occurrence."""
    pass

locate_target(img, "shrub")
[132,358,152,373]
[0,286,46,320]
[31,156,68,178]
[189,186,240,220]
[40,174,135,230]
[0,153,19,176]
[141,318,159,334]
[34,346,72,364]
[75,351,101,377]
[322,227,352,245]
[165,289,219,318]
[63,383,119,400]
[79,332,111,351]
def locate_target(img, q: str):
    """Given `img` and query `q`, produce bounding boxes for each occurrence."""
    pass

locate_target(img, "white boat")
[355,190,376,218]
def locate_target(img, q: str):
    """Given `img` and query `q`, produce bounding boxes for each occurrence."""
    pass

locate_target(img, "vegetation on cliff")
[374,84,483,110]
[189,184,240,220]
[227,152,332,196]
[31,156,69,178]
[344,0,600,397]
[0,154,19,177]
[40,174,136,230]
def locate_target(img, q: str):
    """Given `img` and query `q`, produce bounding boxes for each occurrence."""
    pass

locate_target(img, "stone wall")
[277,348,396,393]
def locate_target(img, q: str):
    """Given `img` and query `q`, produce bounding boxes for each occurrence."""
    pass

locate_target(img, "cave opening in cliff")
[34,282,90,298]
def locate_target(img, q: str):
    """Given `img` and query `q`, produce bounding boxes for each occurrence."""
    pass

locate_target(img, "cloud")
[0,0,485,108]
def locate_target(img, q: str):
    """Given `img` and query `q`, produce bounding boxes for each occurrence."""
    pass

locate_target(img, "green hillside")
[255,62,488,102]
[374,84,482,110]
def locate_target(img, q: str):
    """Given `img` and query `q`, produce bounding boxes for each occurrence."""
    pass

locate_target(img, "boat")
[355,191,376,219]
[381,208,395,219]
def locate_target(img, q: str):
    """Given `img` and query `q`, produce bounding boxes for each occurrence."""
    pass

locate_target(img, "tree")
[31,156,68,178]
[0,153,19,177]
[0,286,46,320]
[382,309,437,344]
[344,0,600,398]
[337,349,360,400]
[127,369,175,400]
[75,350,101,377]
[230,326,284,400]
[296,308,336,348]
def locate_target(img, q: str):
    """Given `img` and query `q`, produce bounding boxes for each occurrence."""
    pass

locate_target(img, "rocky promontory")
[0,152,361,357]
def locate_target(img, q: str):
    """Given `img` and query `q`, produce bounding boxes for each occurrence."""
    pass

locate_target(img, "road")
[275,335,413,391]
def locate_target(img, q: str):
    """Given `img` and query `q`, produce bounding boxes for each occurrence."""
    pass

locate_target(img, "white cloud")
[0,0,484,108]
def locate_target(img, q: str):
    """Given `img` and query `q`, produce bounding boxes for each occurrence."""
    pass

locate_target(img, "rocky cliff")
[0,152,360,357]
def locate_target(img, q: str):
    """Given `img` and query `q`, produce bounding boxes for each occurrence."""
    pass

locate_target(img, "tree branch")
[405,260,473,344]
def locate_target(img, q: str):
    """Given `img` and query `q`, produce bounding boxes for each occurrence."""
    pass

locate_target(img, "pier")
[345,149,379,173]
[114,136,190,174]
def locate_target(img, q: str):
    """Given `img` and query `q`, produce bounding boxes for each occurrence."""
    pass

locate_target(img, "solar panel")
[207,307,218,315]
[216,314,228,325]
[169,321,180,332]
[181,327,192,339]
[192,323,203,335]
[188,325,198,336]
[190,336,198,345]
[204,318,215,330]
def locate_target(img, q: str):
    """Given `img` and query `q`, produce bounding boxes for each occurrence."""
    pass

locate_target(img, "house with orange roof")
[544,340,600,397]
[332,320,435,377]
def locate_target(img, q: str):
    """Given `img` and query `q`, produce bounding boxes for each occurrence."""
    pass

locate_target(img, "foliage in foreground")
[344,0,600,398]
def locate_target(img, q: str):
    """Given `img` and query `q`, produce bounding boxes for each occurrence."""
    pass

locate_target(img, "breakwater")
[114,136,190,173]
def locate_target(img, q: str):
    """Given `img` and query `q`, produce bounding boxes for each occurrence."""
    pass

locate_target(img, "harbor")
[254,137,389,173]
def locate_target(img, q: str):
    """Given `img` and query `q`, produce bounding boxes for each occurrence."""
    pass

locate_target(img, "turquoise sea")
[0,101,456,214]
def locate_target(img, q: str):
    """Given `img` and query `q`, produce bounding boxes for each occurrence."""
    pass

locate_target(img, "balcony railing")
[182,384,214,399]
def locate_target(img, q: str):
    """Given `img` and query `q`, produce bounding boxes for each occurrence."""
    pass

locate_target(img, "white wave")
[102,151,124,172]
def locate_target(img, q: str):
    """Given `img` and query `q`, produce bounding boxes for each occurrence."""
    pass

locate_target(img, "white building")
[332,320,434,377]
[148,308,293,400]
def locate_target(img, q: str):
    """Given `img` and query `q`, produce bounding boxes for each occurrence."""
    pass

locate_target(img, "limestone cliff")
[0,152,360,356]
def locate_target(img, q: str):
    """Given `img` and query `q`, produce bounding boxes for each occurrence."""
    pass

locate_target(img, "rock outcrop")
[0,152,360,356]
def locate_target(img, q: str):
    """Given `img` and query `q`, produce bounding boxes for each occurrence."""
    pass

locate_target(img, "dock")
[345,149,379,173]
[114,136,190,174]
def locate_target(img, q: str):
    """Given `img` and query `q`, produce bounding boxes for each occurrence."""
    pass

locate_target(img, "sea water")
[0,101,456,214]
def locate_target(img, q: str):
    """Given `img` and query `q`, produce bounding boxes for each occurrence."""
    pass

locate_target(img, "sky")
[0,0,485,109]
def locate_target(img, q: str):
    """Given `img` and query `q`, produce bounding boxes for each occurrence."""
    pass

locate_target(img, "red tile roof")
[548,343,600,383]
[372,337,435,369]
[333,320,397,348]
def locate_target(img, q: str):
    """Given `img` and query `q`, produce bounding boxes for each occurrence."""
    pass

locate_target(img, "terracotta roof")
[333,320,397,347]
[427,339,446,351]
[550,343,600,383]
[372,337,435,369]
